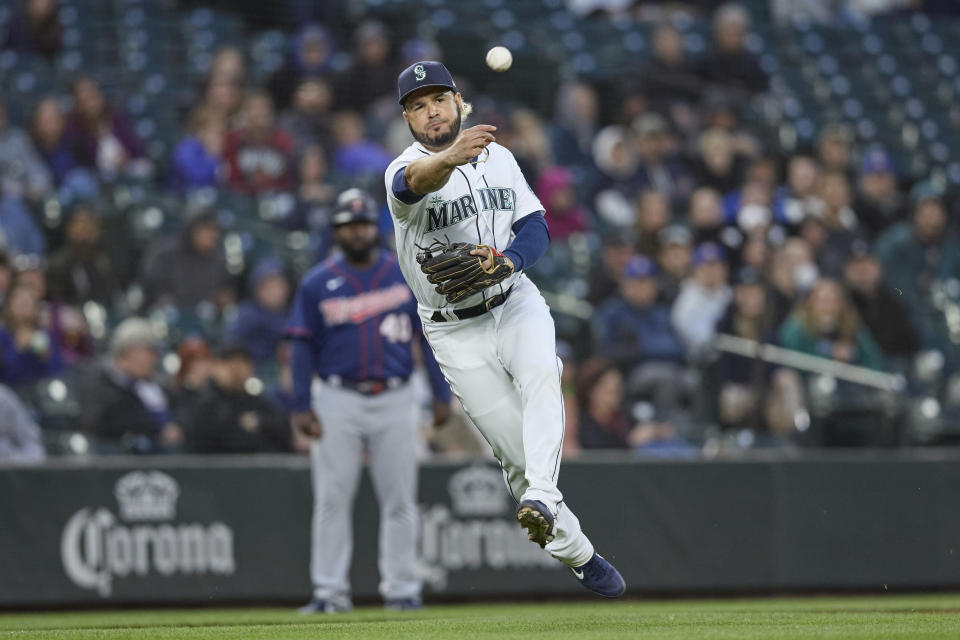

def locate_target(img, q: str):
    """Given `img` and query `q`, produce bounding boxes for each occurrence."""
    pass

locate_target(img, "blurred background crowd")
[1,0,960,462]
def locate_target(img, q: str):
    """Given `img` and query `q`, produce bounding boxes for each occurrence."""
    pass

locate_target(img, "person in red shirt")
[224,91,295,196]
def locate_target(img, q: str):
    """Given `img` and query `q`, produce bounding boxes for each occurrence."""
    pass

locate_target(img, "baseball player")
[384,61,625,597]
[287,188,452,613]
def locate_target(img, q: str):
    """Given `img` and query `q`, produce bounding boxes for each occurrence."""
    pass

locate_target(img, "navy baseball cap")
[623,255,658,280]
[397,60,457,106]
[861,147,895,175]
[331,188,378,226]
[692,242,725,266]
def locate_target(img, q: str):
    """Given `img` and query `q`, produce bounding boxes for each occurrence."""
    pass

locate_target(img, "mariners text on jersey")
[384,141,546,313]
[425,188,516,232]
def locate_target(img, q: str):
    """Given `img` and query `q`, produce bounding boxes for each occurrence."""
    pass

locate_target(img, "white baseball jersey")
[384,141,544,316]
[384,139,596,572]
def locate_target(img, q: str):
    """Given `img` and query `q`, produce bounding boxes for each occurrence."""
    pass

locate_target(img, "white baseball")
[486,46,512,72]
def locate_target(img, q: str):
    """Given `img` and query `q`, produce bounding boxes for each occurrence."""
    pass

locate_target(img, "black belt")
[323,376,407,396]
[430,285,514,323]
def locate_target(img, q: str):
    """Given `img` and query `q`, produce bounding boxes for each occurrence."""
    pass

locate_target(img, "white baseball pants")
[422,276,595,567]
[309,383,421,606]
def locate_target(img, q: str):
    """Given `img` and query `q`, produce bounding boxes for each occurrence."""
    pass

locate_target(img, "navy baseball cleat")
[516,499,556,548]
[297,598,351,614]
[571,552,626,598]
[384,598,423,611]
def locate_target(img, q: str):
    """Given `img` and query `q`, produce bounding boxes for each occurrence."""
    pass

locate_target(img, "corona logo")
[60,471,236,597]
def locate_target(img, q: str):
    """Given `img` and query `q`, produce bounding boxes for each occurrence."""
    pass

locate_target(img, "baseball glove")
[416,239,514,304]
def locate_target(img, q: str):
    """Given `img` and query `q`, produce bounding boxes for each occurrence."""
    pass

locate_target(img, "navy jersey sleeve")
[286,279,324,339]
[286,279,325,411]
[391,166,425,205]
[503,212,550,272]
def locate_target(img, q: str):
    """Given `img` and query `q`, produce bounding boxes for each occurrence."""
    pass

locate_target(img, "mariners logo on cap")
[414,64,426,81]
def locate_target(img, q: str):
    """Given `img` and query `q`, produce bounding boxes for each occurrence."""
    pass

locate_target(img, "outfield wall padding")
[1,452,958,606]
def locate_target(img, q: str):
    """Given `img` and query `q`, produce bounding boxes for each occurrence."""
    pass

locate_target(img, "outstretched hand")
[470,245,514,272]
[444,125,496,167]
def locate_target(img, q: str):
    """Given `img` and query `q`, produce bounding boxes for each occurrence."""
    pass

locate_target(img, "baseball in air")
[486,46,513,72]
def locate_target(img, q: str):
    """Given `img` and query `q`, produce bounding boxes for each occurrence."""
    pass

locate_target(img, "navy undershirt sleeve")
[392,167,426,205]
[289,338,315,412]
[503,212,550,272]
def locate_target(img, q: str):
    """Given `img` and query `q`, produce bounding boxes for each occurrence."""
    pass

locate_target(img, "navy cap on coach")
[331,188,378,226]
[397,60,457,106]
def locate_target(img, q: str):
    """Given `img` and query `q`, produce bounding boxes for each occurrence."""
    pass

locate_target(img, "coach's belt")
[324,376,407,396]
[430,285,514,323]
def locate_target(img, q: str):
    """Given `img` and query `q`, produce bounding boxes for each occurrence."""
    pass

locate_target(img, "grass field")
[3,594,960,639]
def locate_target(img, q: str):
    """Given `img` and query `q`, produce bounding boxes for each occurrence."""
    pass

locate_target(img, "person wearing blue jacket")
[593,255,691,410]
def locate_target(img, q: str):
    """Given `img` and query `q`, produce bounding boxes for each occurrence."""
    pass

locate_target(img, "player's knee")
[517,364,560,389]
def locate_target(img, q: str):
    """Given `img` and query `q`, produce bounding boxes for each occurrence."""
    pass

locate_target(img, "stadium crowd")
[0,0,959,461]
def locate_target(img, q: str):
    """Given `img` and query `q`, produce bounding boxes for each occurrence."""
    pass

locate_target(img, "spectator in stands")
[779,277,885,371]
[0,277,63,387]
[187,344,289,453]
[874,181,960,346]
[208,46,247,87]
[331,110,392,183]
[587,230,635,305]
[691,128,749,195]
[843,241,919,362]
[30,98,78,187]
[535,166,590,242]
[656,225,693,304]
[551,81,600,169]
[293,144,337,234]
[4,0,61,60]
[335,21,396,112]
[852,147,906,240]
[631,113,694,207]
[79,317,182,453]
[778,155,824,225]
[725,177,775,233]
[170,336,215,428]
[279,78,335,155]
[0,251,11,305]
[768,237,818,325]
[0,99,52,202]
[0,185,46,256]
[198,76,245,125]
[802,170,861,276]
[140,204,235,310]
[815,123,855,178]
[715,267,773,421]
[0,382,45,463]
[66,76,147,181]
[591,125,639,228]
[636,24,701,128]
[595,255,686,366]
[170,107,226,195]
[224,91,295,196]
[635,189,672,258]
[509,109,554,176]
[698,3,769,100]
[594,256,690,410]
[575,358,637,449]
[228,258,290,366]
[46,201,121,307]
[686,186,728,244]
[269,25,335,112]
[7,250,91,366]
[672,242,732,361]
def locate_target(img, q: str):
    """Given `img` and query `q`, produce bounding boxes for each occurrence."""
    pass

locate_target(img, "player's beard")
[339,237,379,264]
[410,107,462,149]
